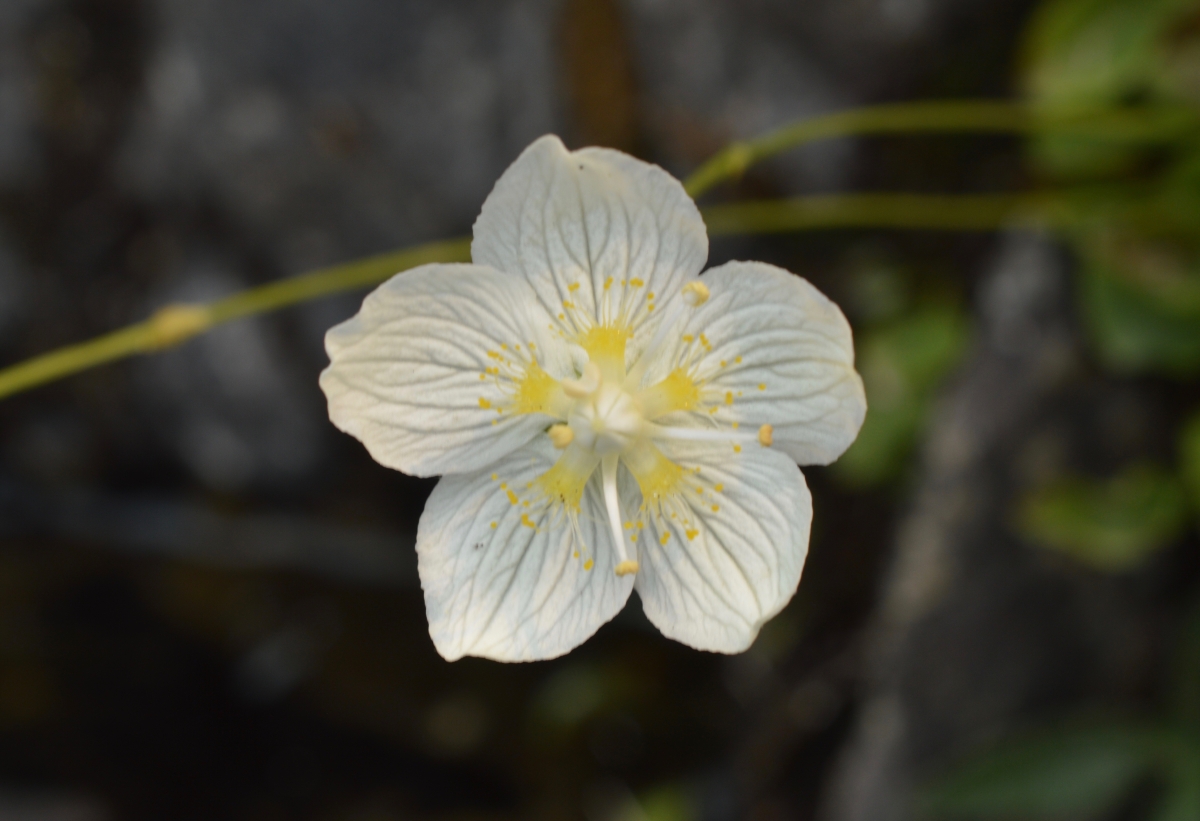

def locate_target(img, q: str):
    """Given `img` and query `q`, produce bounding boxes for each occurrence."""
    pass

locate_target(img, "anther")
[681,281,710,307]
[614,560,640,576]
[758,424,774,447]
[548,424,574,448]
[562,361,601,398]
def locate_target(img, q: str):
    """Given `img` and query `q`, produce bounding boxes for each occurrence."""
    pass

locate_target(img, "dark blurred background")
[0,0,1198,819]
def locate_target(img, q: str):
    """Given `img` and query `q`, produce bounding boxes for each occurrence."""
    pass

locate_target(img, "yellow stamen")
[615,560,639,576]
[548,424,574,448]
[758,424,774,446]
[682,281,709,306]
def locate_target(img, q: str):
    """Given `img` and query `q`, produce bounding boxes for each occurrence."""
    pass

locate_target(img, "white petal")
[472,134,708,344]
[417,438,635,662]
[320,263,574,477]
[623,439,812,654]
[644,261,866,466]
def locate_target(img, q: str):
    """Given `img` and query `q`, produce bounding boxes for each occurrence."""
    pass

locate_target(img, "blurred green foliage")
[1024,0,1200,377]
[1015,464,1188,570]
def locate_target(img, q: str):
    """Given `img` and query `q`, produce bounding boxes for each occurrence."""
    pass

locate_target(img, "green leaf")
[834,305,970,487]
[1079,253,1200,376]
[1021,0,1199,178]
[918,721,1156,820]
[1016,464,1188,571]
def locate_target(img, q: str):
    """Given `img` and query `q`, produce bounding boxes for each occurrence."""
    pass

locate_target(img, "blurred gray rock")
[625,0,854,190]
[820,234,1162,821]
[0,0,46,187]
[118,0,563,268]
[138,264,324,493]
[0,230,28,339]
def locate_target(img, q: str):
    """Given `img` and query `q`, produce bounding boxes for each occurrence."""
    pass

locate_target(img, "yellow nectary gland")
[577,324,630,381]
[514,362,562,415]
[637,368,699,418]
[622,443,686,508]
[535,445,599,511]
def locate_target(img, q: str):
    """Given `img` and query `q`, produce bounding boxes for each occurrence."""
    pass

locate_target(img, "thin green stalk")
[0,237,471,400]
[683,100,1194,198]
[1,97,1185,401]
[701,192,1063,235]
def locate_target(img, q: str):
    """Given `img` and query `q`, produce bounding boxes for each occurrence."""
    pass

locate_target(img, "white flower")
[319,135,866,662]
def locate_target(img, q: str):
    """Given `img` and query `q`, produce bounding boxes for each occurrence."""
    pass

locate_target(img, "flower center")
[567,378,643,456]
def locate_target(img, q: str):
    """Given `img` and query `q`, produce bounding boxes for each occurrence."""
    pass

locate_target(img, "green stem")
[2,97,1186,402]
[702,192,1063,234]
[682,100,1194,198]
[0,237,471,400]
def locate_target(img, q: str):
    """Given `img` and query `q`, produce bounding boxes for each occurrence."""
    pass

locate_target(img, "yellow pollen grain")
[700,333,710,348]
[568,282,581,292]
[711,505,720,512]
[490,521,497,529]
[647,304,655,311]
[758,424,774,446]
[682,334,694,343]
[630,278,644,287]
[686,528,699,540]
[562,300,573,309]
[479,397,492,409]
[637,522,644,529]
[647,292,655,300]
[714,483,724,492]
[500,344,508,350]
[733,444,742,453]
[720,360,727,367]
[500,482,507,489]
[660,532,670,545]
[584,559,594,571]
[506,490,518,505]
[521,513,537,529]
[630,534,638,542]
[732,422,740,429]
[604,276,613,289]
[491,473,498,481]
[479,373,486,380]
[758,383,766,390]
[486,350,502,360]
[624,521,634,530]
[735,356,742,363]
[724,391,733,405]
[573,551,580,558]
